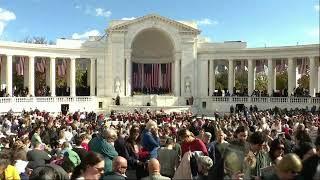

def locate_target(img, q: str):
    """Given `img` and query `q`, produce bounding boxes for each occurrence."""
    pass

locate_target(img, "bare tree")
[21,36,54,45]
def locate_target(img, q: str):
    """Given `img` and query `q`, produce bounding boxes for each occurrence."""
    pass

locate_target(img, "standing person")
[141,159,170,180]
[103,156,128,180]
[0,149,20,180]
[243,131,271,179]
[300,135,320,180]
[31,126,43,148]
[89,128,118,174]
[71,152,105,180]
[72,135,88,162]
[141,120,160,159]
[27,142,51,169]
[207,129,229,179]
[157,138,179,178]
[125,126,142,179]
[178,129,208,156]
[263,153,302,180]
[268,139,285,165]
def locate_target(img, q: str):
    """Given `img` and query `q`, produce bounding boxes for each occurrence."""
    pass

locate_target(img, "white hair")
[146,120,157,130]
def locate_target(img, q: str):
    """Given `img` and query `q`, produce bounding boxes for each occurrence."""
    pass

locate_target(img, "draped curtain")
[132,63,172,91]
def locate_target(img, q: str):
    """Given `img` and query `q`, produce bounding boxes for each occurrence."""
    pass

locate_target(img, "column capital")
[124,49,132,54]
[262,56,272,60]
[308,56,316,60]
[174,52,181,61]
[29,56,35,60]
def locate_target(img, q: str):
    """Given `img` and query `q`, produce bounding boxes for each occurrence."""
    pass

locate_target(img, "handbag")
[138,147,150,161]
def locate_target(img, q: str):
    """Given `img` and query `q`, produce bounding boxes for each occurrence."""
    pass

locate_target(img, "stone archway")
[130,28,175,94]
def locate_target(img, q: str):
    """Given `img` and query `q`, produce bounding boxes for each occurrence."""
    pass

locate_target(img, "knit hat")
[64,150,81,167]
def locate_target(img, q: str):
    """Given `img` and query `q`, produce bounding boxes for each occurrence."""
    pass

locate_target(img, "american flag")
[16,56,26,76]
[161,63,172,90]
[57,58,67,77]
[276,59,287,72]
[234,61,242,72]
[36,57,46,73]
[256,60,267,73]
[132,63,171,90]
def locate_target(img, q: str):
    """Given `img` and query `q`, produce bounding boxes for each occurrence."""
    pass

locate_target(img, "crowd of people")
[0,105,319,180]
[132,87,172,95]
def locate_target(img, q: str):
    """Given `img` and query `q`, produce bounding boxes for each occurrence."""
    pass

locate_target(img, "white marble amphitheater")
[0,14,319,113]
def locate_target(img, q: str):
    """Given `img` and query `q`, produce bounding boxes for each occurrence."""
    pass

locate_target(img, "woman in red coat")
[178,129,208,156]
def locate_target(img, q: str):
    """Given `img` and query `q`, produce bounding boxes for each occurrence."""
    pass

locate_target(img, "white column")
[317,58,320,93]
[28,56,35,96]
[212,60,216,95]
[273,60,277,91]
[267,58,274,96]
[209,60,214,96]
[309,56,316,97]
[228,59,234,94]
[248,59,254,96]
[50,57,56,96]
[1,57,6,89]
[24,59,29,88]
[70,58,76,97]
[288,57,296,96]
[6,55,13,96]
[126,58,132,96]
[45,59,50,87]
[90,58,96,96]
[174,53,181,96]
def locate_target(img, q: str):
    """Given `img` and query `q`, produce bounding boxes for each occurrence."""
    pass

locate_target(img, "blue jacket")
[141,129,160,159]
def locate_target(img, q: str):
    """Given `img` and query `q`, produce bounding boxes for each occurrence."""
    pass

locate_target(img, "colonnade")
[0,55,96,97]
[207,56,320,97]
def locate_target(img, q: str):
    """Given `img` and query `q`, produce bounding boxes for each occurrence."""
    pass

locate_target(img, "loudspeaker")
[146,102,151,106]
[202,102,206,109]
[61,104,69,115]
[99,102,103,108]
